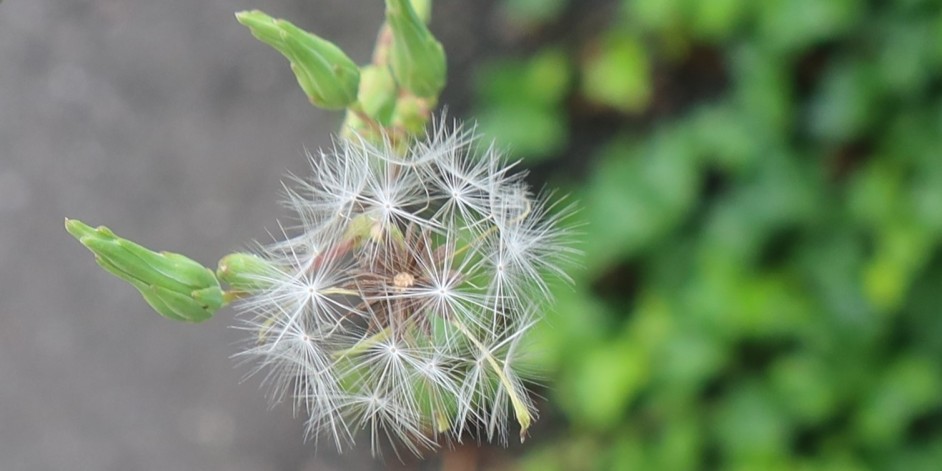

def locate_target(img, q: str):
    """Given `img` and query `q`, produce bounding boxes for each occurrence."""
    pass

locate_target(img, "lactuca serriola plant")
[221,123,576,454]
[65,0,577,458]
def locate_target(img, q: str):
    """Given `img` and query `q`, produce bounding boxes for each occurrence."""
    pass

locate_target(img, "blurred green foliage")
[475,0,942,469]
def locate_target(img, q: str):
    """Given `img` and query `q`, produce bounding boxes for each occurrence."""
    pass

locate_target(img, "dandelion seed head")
[233,119,575,456]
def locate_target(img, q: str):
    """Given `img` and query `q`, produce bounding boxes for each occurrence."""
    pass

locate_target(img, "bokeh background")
[3,0,942,470]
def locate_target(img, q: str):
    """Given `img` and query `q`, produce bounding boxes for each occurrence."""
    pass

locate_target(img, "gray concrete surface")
[0,0,494,469]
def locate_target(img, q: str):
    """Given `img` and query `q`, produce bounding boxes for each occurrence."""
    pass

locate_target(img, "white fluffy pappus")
[232,120,577,457]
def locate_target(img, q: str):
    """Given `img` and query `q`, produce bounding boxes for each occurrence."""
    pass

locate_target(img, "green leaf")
[581,33,651,113]
[808,60,878,142]
[476,49,571,107]
[855,355,942,447]
[502,0,569,26]
[475,104,568,162]
[582,132,699,270]
[559,338,649,429]
[689,0,749,40]
[713,382,791,463]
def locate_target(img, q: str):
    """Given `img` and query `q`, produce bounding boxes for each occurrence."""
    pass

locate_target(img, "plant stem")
[449,316,531,442]
[332,326,392,360]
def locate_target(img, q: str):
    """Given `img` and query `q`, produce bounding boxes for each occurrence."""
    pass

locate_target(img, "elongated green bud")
[216,252,278,292]
[385,0,446,98]
[133,281,219,323]
[236,10,360,109]
[357,65,397,125]
[65,219,224,323]
[409,0,432,23]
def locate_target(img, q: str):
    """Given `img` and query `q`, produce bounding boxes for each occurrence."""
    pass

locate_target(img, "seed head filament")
[235,122,576,455]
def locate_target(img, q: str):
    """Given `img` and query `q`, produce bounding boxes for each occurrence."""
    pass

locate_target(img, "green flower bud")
[357,65,397,125]
[65,218,224,323]
[133,281,219,323]
[340,109,373,142]
[236,10,360,110]
[385,0,446,98]
[216,252,278,292]
[392,94,431,135]
[409,0,432,24]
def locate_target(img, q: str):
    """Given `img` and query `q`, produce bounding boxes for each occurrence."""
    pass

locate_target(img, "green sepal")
[409,0,432,24]
[128,279,187,322]
[192,286,226,311]
[344,213,379,244]
[385,0,446,98]
[236,10,360,109]
[392,94,431,136]
[65,218,225,323]
[340,109,373,141]
[134,281,219,323]
[217,252,279,292]
[358,65,398,125]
